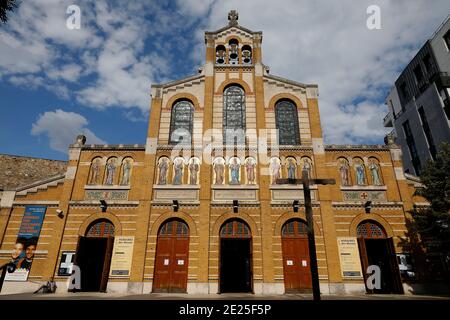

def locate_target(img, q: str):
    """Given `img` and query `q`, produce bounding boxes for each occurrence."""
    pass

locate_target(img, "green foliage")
[0,0,18,24]
[411,142,450,253]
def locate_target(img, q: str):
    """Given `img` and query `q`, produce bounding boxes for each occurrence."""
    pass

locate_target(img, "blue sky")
[0,0,449,161]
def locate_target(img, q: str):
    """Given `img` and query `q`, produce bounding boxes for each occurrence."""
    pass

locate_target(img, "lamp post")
[277,169,335,301]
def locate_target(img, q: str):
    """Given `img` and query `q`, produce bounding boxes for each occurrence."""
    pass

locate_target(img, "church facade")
[0,12,425,295]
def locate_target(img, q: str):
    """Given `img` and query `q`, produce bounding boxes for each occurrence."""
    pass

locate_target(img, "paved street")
[0,292,449,300]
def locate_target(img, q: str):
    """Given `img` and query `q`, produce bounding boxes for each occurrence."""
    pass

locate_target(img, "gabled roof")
[205,10,262,38]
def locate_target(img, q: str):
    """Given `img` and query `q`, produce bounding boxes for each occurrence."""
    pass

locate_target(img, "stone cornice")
[325,145,390,151]
[79,144,145,151]
[332,202,404,209]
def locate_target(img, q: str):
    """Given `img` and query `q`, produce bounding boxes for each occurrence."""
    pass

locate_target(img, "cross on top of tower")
[228,10,238,26]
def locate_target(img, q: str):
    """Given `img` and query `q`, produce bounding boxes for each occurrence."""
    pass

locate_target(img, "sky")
[0,0,449,161]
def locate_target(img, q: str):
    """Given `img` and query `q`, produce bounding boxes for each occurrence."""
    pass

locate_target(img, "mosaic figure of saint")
[189,158,200,185]
[105,159,116,185]
[355,163,366,185]
[173,158,184,185]
[369,161,382,186]
[230,158,240,184]
[214,158,225,185]
[270,158,281,184]
[158,158,169,185]
[302,158,312,178]
[339,160,351,186]
[120,159,132,185]
[245,158,256,184]
[287,158,296,179]
[88,158,101,185]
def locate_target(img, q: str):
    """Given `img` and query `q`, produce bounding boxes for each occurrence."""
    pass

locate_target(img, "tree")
[410,142,450,280]
[0,0,18,24]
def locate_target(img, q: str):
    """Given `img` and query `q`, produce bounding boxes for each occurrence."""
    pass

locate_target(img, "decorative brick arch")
[165,93,201,110]
[216,79,252,94]
[150,211,198,237]
[268,93,303,110]
[212,212,259,237]
[349,213,394,238]
[273,212,322,237]
[224,35,244,44]
[78,212,122,237]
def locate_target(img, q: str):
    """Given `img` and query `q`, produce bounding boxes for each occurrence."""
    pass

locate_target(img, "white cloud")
[31,109,106,153]
[3,0,450,145]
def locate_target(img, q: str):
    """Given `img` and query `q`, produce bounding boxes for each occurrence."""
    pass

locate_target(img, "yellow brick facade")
[0,14,426,295]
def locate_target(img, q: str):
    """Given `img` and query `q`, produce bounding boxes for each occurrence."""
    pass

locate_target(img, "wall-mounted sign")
[6,206,46,281]
[85,190,128,201]
[342,191,386,202]
[337,237,363,278]
[58,251,76,276]
[109,236,135,277]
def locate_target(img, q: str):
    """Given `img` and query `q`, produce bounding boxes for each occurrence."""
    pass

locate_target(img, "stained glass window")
[220,220,251,238]
[282,220,308,237]
[275,100,300,145]
[86,219,115,237]
[357,221,386,239]
[159,219,189,237]
[169,101,194,145]
[223,86,245,144]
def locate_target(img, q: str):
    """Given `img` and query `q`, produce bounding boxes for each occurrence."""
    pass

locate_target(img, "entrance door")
[357,221,403,294]
[153,219,189,293]
[219,219,253,293]
[281,219,312,293]
[74,219,115,292]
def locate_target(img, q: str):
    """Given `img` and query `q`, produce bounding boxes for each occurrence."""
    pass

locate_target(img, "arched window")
[357,221,386,239]
[158,219,189,237]
[223,85,245,144]
[282,219,308,238]
[228,39,239,65]
[169,100,194,145]
[241,45,252,64]
[275,100,300,145]
[216,45,226,64]
[220,219,251,238]
[86,219,115,237]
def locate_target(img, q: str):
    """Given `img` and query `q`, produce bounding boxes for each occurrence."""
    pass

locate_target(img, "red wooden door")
[153,220,189,293]
[281,220,312,292]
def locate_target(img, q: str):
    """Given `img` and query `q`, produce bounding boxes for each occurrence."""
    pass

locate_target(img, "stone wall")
[0,154,67,190]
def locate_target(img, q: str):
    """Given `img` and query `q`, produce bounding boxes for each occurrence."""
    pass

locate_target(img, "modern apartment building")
[384,15,450,176]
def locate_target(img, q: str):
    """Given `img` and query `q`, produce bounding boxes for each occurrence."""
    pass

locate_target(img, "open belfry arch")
[0,11,425,295]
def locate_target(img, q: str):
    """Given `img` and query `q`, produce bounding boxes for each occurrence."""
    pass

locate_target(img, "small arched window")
[357,221,386,239]
[86,219,115,237]
[228,39,239,65]
[223,85,245,144]
[220,219,251,238]
[282,219,308,238]
[275,100,300,145]
[169,100,194,145]
[216,45,226,64]
[159,219,189,237]
[241,45,252,64]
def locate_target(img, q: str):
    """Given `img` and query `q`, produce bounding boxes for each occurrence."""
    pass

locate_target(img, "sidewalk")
[0,292,449,300]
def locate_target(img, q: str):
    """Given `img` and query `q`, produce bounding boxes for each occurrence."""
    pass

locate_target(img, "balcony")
[383,112,394,127]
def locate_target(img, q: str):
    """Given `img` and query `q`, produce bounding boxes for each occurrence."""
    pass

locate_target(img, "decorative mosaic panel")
[342,190,386,202]
[85,190,129,200]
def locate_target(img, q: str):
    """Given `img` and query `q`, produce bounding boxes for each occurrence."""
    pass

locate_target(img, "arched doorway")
[219,219,253,293]
[281,219,312,293]
[357,220,403,294]
[153,219,189,293]
[74,219,115,292]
